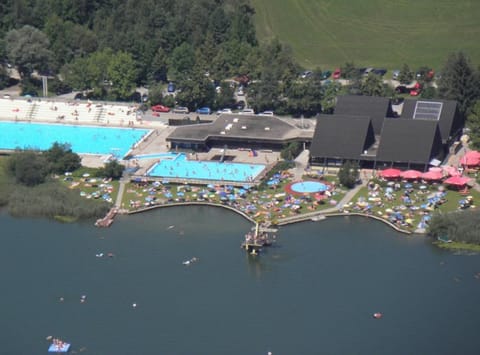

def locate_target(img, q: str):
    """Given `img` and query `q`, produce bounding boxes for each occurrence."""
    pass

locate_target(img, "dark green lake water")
[1,206,480,355]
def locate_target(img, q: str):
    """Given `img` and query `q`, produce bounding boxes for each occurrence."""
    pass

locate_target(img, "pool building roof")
[310,96,462,169]
[166,114,303,149]
[310,115,375,160]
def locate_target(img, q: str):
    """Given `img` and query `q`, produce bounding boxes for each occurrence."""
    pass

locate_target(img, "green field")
[251,0,480,71]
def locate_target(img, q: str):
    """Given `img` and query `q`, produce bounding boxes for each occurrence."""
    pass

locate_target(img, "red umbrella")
[443,176,471,186]
[400,170,422,180]
[421,170,443,180]
[442,165,461,177]
[379,168,401,179]
[460,151,480,166]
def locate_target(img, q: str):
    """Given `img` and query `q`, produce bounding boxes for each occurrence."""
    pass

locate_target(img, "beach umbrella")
[400,170,422,180]
[82,173,90,178]
[177,191,185,197]
[443,176,471,187]
[442,165,461,177]
[421,170,443,180]
[460,151,480,166]
[379,168,401,179]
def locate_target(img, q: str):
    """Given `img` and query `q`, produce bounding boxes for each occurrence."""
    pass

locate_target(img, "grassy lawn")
[121,173,346,225]
[350,180,480,233]
[252,0,480,70]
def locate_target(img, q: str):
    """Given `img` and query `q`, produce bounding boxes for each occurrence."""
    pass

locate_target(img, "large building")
[310,96,462,171]
[166,114,308,151]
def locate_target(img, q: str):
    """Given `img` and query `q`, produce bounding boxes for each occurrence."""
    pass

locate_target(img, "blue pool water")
[147,153,265,182]
[0,121,150,158]
[291,181,328,193]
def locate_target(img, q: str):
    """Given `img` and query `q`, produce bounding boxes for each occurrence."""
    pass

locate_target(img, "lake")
[1,207,479,355]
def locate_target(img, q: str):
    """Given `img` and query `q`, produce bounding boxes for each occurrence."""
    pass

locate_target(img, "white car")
[258,111,274,116]
[3,94,11,99]
[239,109,255,115]
[217,108,233,115]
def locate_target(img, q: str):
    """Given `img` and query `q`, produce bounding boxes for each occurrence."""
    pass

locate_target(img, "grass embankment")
[252,0,480,70]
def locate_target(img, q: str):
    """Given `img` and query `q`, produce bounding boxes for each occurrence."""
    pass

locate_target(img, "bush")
[338,160,358,188]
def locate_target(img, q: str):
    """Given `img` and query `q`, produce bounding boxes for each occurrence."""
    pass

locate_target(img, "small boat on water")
[373,312,383,319]
[48,338,71,353]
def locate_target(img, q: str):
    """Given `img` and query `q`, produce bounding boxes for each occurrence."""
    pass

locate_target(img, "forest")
[0,0,479,121]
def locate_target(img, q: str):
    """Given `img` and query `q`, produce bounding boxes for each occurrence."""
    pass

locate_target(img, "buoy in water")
[132,303,137,308]
[373,312,382,319]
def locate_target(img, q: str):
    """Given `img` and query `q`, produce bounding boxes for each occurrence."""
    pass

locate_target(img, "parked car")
[173,106,189,114]
[320,70,332,80]
[3,94,11,99]
[237,85,245,96]
[392,69,400,80]
[235,101,245,110]
[151,104,170,112]
[416,68,435,81]
[363,68,374,76]
[333,68,341,79]
[217,108,233,115]
[300,71,313,79]
[167,82,176,93]
[373,68,387,76]
[258,111,274,116]
[196,107,211,115]
[239,108,255,115]
[395,85,409,94]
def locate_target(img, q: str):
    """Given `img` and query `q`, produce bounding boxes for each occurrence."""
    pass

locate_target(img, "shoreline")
[125,201,413,235]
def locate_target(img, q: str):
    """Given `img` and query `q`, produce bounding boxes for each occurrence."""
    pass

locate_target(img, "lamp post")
[41,76,48,97]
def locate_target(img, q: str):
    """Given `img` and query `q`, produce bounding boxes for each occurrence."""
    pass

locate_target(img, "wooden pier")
[241,223,276,255]
[95,207,118,228]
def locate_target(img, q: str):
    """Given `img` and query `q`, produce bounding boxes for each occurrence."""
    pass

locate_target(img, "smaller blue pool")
[290,181,328,193]
[147,153,265,183]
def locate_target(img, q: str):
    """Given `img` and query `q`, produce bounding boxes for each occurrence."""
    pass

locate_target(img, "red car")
[151,104,170,113]
[333,68,341,79]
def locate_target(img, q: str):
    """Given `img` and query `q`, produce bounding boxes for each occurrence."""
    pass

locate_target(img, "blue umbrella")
[228,194,236,201]
[219,191,227,198]
[177,191,185,197]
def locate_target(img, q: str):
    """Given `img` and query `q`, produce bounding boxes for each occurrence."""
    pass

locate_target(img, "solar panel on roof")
[413,101,443,120]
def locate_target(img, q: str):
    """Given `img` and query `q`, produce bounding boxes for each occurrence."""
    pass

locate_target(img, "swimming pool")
[290,181,329,193]
[0,121,150,158]
[147,153,266,182]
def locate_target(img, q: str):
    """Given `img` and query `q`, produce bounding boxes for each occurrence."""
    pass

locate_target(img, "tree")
[108,51,137,100]
[100,160,125,180]
[341,62,359,80]
[338,160,358,189]
[467,100,480,149]
[44,142,81,174]
[7,150,48,186]
[321,82,342,114]
[398,63,414,84]
[280,142,302,161]
[360,73,385,96]
[438,51,480,116]
[4,25,54,78]
[168,43,196,81]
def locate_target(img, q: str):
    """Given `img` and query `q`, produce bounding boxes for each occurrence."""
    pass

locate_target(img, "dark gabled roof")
[334,95,393,135]
[310,115,375,160]
[401,99,459,143]
[166,114,300,143]
[376,118,442,163]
